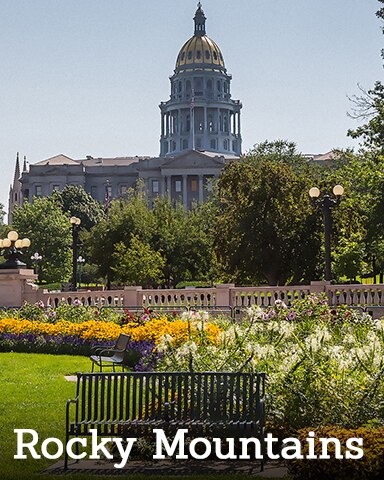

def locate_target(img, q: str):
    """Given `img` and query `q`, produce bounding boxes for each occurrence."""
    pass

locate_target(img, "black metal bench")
[65,371,266,469]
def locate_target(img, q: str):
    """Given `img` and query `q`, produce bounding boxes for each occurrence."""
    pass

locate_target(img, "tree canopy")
[12,196,72,283]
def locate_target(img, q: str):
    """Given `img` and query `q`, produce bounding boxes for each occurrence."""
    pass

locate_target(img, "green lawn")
[0,353,287,479]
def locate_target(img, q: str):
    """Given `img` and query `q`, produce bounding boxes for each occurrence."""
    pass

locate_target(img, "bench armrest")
[66,397,79,432]
[95,347,126,357]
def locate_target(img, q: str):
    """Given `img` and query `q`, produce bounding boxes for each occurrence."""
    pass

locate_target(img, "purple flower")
[267,309,276,319]
[286,311,296,321]
[73,299,82,307]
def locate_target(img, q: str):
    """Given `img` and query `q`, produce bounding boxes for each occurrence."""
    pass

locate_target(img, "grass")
[0,352,288,480]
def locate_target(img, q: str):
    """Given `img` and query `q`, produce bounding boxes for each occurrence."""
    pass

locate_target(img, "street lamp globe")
[70,216,81,226]
[333,185,344,197]
[7,231,18,242]
[21,238,31,248]
[2,239,11,248]
[15,240,22,248]
[309,187,320,199]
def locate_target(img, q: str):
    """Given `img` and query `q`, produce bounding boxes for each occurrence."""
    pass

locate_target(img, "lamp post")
[0,231,31,269]
[309,185,344,282]
[70,216,81,291]
[31,252,42,280]
[77,255,85,288]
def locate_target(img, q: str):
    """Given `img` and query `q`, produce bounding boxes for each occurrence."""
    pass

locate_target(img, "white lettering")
[239,437,263,459]
[319,438,343,459]
[306,431,317,459]
[265,433,280,460]
[345,438,364,459]
[189,438,211,460]
[14,429,41,459]
[113,438,137,468]
[66,437,87,460]
[89,429,113,460]
[153,429,188,459]
[41,438,64,460]
[212,438,236,460]
[280,438,303,460]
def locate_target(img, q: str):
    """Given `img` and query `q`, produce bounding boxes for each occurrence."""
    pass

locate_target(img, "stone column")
[182,175,188,209]
[165,176,171,199]
[198,175,204,203]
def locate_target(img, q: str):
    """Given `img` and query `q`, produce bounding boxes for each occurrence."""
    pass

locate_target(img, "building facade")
[8,3,241,223]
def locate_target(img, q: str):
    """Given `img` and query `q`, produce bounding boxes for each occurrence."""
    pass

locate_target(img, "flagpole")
[191,89,195,150]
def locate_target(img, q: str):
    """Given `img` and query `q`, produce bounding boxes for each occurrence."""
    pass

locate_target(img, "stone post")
[123,286,142,306]
[0,269,38,307]
[214,284,235,307]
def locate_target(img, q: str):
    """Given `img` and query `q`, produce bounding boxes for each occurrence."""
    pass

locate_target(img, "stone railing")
[2,270,384,318]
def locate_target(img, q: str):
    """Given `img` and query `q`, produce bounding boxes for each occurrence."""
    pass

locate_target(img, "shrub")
[289,426,384,480]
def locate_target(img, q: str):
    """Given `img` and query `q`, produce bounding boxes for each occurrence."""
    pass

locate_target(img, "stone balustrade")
[2,270,384,318]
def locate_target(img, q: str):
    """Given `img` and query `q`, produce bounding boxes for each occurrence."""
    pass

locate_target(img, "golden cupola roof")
[175,3,226,72]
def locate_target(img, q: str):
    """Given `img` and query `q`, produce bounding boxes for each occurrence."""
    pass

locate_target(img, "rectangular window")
[206,178,214,193]
[191,179,198,192]
[120,185,128,195]
[175,180,182,193]
[35,185,42,197]
[52,185,60,191]
[107,186,112,197]
[152,180,159,193]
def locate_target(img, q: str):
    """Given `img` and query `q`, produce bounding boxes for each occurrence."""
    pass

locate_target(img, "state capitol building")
[8,3,331,223]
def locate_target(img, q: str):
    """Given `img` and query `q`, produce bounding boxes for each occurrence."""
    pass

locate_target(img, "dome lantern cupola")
[159,4,242,157]
[194,2,206,36]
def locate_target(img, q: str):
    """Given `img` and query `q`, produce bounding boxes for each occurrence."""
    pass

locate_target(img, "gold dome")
[175,35,225,72]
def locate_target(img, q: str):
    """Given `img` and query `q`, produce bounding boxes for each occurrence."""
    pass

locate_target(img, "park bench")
[65,371,266,469]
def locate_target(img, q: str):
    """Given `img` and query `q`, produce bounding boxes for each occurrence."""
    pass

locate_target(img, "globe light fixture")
[309,185,344,282]
[0,231,31,269]
[70,217,82,291]
[309,187,320,199]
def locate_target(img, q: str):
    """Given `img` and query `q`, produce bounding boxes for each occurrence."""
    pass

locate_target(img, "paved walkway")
[45,459,289,477]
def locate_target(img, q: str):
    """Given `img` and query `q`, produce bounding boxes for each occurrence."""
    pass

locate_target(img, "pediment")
[161,150,226,169]
[35,154,79,166]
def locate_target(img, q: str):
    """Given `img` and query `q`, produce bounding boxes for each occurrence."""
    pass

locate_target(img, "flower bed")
[156,296,384,434]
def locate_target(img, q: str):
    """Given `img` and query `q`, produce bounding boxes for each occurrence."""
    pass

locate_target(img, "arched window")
[186,115,191,132]
[210,139,216,150]
[178,81,182,92]
[208,114,214,133]
[186,80,191,96]
[183,139,189,149]
[223,139,228,150]
[205,50,210,60]
[217,80,221,92]
[207,79,212,91]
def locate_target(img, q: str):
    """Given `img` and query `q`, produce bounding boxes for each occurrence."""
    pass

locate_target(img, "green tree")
[112,236,165,287]
[84,183,154,286]
[215,141,322,285]
[347,2,384,156]
[333,232,368,282]
[151,197,216,287]
[12,196,72,283]
[347,82,384,156]
[57,184,104,230]
[0,204,5,225]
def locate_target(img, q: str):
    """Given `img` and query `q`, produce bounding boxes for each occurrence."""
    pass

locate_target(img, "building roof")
[80,156,150,166]
[34,154,79,166]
